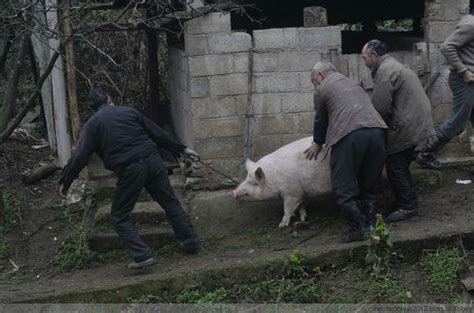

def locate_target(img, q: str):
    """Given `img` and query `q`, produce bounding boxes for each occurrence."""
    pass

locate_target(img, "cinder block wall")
[169,2,471,180]
[169,12,343,177]
[251,27,340,159]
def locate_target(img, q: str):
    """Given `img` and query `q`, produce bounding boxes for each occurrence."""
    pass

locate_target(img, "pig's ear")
[255,167,265,182]
[245,158,256,171]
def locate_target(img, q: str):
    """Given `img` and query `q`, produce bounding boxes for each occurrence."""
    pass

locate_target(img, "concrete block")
[252,133,307,157]
[196,157,245,180]
[191,96,247,118]
[185,34,209,56]
[347,54,359,82]
[303,6,328,27]
[252,93,282,115]
[298,71,314,92]
[254,51,321,72]
[336,54,349,76]
[254,72,299,93]
[209,73,249,96]
[297,113,315,133]
[298,26,341,49]
[185,12,231,35]
[256,115,300,135]
[425,22,458,43]
[190,77,209,98]
[189,54,233,76]
[194,136,245,159]
[193,117,246,139]
[208,32,252,54]
[282,93,314,113]
[233,53,249,73]
[426,0,469,21]
[254,28,299,50]
[430,78,452,106]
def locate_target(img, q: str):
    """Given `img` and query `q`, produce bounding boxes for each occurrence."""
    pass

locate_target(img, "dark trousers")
[330,128,386,221]
[111,153,198,261]
[386,146,418,211]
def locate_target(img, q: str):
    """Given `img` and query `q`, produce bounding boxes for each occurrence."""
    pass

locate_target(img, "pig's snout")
[230,190,237,198]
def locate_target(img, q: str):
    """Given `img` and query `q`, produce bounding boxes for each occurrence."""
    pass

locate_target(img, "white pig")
[232,136,332,228]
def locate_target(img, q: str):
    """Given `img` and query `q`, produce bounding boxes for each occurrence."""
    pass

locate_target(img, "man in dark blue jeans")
[59,87,201,269]
[416,10,474,168]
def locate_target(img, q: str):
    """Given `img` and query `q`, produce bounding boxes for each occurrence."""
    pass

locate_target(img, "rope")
[197,160,240,185]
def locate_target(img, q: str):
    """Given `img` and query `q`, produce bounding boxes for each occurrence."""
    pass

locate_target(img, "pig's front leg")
[279,196,303,228]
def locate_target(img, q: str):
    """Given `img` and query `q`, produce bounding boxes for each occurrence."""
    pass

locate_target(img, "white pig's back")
[257,136,332,197]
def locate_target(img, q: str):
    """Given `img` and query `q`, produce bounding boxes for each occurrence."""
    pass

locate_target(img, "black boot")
[415,131,448,170]
[359,200,376,235]
[340,202,369,243]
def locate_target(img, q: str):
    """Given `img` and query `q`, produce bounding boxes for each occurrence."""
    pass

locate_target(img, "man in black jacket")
[59,87,200,269]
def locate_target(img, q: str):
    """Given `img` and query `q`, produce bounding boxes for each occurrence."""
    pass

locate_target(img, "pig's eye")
[250,180,258,186]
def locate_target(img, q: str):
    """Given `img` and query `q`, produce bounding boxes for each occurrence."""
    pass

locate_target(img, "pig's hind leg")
[299,205,307,222]
[279,196,304,228]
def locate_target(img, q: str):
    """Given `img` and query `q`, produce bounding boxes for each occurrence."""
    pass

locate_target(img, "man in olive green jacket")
[362,39,435,223]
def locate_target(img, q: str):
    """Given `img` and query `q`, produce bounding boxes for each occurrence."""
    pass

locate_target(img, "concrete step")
[94,201,167,226]
[89,225,175,252]
[94,174,186,202]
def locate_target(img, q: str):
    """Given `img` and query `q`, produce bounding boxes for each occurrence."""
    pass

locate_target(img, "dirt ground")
[0,136,473,303]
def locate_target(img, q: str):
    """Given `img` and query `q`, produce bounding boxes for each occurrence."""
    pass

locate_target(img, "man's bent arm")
[59,123,96,191]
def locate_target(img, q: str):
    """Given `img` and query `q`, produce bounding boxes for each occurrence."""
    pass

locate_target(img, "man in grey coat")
[304,61,387,243]
[416,10,474,168]
[362,39,435,223]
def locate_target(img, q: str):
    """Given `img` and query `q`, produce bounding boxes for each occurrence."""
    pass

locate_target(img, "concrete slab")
[94,201,167,226]
[89,226,175,252]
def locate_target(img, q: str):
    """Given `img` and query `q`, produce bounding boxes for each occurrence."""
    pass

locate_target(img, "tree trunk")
[0,35,28,133]
[0,33,15,74]
[146,28,164,126]
[0,51,61,143]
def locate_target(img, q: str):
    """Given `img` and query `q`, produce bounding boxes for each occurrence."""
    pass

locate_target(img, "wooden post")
[31,1,56,150]
[146,28,164,125]
[62,0,88,180]
[46,0,71,167]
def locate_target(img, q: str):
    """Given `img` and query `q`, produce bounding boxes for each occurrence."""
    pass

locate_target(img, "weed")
[420,246,465,293]
[366,214,394,277]
[356,274,411,303]
[0,238,10,259]
[173,279,322,304]
[176,287,231,304]
[0,192,17,234]
[127,294,163,304]
[285,249,308,278]
[55,227,94,270]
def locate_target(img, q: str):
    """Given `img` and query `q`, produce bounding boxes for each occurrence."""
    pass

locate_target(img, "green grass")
[420,246,465,293]
[0,238,10,259]
[0,192,17,234]
[55,227,94,270]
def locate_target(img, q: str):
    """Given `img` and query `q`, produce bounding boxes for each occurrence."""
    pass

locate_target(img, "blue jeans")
[437,71,474,140]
